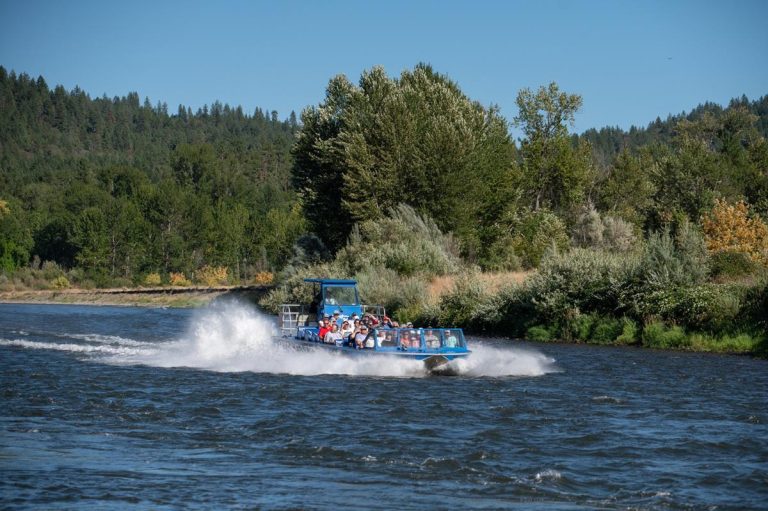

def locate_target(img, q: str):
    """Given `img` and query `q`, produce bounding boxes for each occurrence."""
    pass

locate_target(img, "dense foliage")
[292,64,517,262]
[0,66,303,286]
[261,204,460,319]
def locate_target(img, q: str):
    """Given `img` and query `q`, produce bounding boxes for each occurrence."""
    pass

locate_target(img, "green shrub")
[642,321,689,349]
[336,204,460,278]
[67,267,84,286]
[637,225,709,291]
[529,248,638,324]
[710,250,759,279]
[571,203,604,249]
[638,284,745,333]
[259,261,345,314]
[743,280,768,330]
[409,301,441,328]
[512,209,569,269]
[568,313,596,341]
[687,332,760,353]
[481,235,522,272]
[482,284,538,337]
[41,261,66,280]
[262,205,459,319]
[602,216,638,252]
[570,204,638,253]
[259,285,289,314]
[526,325,555,342]
[615,317,639,345]
[51,275,70,289]
[591,316,624,344]
[438,275,487,328]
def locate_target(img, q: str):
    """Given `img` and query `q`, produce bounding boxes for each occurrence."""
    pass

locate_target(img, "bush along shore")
[262,205,768,358]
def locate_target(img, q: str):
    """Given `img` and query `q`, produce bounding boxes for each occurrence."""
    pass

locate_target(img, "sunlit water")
[1,302,766,510]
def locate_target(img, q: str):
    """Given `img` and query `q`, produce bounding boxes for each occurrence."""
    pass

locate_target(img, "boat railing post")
[279,304,302,337]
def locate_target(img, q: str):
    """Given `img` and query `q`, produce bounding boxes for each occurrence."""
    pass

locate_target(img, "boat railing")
[371,327,467,352]
[279,304,309,336]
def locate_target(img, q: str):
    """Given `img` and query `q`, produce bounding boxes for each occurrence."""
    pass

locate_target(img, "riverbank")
[3,285,765,358]
[0,285,271,308]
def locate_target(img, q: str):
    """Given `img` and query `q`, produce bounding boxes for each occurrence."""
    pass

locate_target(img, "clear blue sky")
[1,0,766,136]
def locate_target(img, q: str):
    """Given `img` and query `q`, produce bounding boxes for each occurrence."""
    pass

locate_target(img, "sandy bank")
[0,285,271,308]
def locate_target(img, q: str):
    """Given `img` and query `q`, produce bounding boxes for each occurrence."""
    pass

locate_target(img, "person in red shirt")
[317,320,330,342]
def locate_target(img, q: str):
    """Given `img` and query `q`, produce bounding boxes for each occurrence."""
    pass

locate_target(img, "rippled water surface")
[1,302,767,510]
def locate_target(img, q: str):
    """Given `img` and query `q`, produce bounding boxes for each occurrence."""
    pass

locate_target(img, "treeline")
[292,65,768,270]
[575,95,768,169]
[0,66,303,286]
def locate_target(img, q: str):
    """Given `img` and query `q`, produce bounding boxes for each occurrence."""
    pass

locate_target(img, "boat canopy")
[304,279,358,286]
[304,278,363,319]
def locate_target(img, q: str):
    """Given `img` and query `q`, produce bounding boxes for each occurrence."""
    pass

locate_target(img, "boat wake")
[1,302,557,378]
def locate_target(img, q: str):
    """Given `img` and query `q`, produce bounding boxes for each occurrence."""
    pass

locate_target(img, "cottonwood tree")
[514,82,593,215]
[292,64,516,260]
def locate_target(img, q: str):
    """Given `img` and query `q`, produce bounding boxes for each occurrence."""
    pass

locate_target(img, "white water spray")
[2,301,557,377]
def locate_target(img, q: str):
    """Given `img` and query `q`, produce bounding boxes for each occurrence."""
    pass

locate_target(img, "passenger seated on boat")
[409,330,421,349]
[364,313,380,327]
[354,326,369,349]
[332,310,341,325]
[399,332,410,350]
[382,331,396,346]
[324,323,342,344]
[364,329,375,349]
[424,329,440,348]
[375,330,387,347]
[346,319,362,346]
[317,320,330,342]
[340,320,353,339]
[381,315,394,328]
[444,330,459,347]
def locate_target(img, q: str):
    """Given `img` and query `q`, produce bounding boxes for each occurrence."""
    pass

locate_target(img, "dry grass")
[427,271,533,302]
[0,289,224,308]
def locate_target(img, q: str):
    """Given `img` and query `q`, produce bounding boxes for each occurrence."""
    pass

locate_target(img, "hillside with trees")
[0,66,303,286]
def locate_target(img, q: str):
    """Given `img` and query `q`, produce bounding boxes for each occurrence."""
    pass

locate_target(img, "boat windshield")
[323,286,358,305]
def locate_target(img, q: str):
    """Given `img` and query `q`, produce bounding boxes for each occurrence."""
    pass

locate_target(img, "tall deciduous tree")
[292,64,516,258]
[514,82,593,214]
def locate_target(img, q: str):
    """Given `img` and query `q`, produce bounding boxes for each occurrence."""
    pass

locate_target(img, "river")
[1,302,766,510]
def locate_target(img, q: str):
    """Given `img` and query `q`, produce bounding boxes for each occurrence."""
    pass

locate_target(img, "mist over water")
[112,301,558,378]
[3,303,766,510]
[0,301,557,378]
